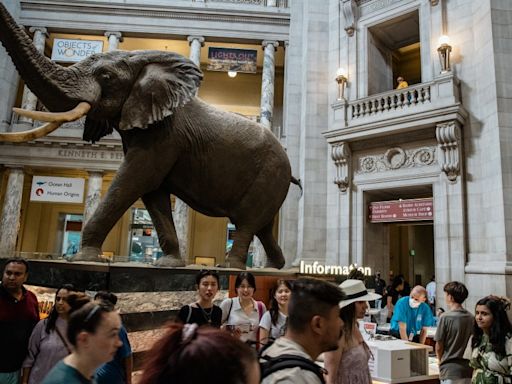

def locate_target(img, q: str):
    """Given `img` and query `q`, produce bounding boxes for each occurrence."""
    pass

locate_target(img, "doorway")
[389,223,434,287]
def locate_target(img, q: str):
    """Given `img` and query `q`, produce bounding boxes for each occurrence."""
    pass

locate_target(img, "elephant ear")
[119,59,202,130]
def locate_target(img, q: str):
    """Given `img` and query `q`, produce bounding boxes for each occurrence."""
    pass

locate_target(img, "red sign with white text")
[369,198,433,223]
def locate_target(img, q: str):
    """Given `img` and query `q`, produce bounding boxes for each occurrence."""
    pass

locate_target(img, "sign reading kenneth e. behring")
[30,176,85,203]
[207,47,257,73]
[51,39,103,63]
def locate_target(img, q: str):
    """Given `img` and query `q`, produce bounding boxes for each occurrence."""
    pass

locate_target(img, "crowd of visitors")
[1,257,511,384]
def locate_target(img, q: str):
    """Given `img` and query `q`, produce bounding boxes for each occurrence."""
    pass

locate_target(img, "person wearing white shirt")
[220,272,266,346]
[259,279,291,345]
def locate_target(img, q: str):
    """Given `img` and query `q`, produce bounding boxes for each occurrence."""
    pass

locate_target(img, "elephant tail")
[290,176,303,197]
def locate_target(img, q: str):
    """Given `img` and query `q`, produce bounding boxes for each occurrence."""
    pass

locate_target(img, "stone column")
[260,40,279,133]
[0,167,25,258]
[83,171,103,225]
[105,31,123,51]
[170,36,206,264]
[19,27,48,124]
[187,36,205,67]
[251,40,280,267]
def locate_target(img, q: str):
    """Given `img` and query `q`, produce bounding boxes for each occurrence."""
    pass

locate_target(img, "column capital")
[86,169,104,176]
[187,36,205,46]
[104,31,123,42]
[262,40,279,49]
[29,26,48,37]
[2,165,24,171]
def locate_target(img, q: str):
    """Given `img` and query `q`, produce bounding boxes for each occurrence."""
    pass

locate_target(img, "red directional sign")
[369,198,433,223]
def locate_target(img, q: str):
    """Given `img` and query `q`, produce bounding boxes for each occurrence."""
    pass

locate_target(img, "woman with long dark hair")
[259,279,292,345]
[324,279,381,384]
[21,284,75,384]
[139,323,259,384]
[465,295,512,384]
[42,293,123,384]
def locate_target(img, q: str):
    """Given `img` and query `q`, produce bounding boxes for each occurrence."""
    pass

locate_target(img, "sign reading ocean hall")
[369,198,433,223]
[51,39,103,63]
[207,47,257,73]
[30,176,85,203]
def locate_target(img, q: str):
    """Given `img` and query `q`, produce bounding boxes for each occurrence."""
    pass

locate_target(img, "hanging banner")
[369,198,433,223]
[30,176,85,203]
[207,47,257,73]
[51,38,103,63]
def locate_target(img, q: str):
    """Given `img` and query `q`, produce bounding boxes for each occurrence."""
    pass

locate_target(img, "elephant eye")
[100,73,111,82]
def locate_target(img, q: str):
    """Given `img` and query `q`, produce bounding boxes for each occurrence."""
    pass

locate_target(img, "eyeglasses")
[83,305,100,324]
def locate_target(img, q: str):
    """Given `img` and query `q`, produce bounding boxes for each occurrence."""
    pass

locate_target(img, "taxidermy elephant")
[0,3,300,269]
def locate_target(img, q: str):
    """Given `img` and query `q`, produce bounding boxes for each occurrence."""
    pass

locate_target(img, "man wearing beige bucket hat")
[324,279,381,384]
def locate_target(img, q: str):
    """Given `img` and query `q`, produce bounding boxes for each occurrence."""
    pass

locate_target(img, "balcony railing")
[200,0,288,7]
[328,72,465,140]
[350,82,432,120]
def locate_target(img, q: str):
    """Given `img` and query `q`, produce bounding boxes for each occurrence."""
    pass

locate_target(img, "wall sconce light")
[437,35,452,73]
[335,67,347,100]
[227,71,238,78]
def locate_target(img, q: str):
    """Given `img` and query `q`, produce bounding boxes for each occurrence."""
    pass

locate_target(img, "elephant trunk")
[0,3,81,112]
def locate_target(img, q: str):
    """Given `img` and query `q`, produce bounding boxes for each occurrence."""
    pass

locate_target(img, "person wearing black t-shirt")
[178,270,222,327]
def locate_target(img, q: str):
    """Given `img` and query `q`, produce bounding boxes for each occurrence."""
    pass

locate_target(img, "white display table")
[367,338,439,384]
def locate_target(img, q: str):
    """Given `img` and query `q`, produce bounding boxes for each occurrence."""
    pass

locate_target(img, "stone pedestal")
[0,167,24,257]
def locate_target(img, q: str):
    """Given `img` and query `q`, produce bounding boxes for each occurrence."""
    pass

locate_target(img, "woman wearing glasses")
[21,284,75,384]
[178,270,222,327]
[42,293,122,384]
[220,272,266,346]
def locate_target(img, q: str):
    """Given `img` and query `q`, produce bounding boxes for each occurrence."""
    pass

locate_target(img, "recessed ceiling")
[369,11,419,50]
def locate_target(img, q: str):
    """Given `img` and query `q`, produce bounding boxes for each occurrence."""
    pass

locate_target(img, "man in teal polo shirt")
[390,285,434,344]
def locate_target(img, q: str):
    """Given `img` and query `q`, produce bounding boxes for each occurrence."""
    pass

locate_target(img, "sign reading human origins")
[51,39,104,63]
[30,176,85,203]
[369,198,433,223]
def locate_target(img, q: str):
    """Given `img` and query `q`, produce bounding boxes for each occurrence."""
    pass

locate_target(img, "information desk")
[367,338,439,384]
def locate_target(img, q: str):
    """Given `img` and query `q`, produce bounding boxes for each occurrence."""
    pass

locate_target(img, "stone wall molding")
[332,142,352,193]
[357,146,436,174]
[341,0,357,36]
[436,121,461,182]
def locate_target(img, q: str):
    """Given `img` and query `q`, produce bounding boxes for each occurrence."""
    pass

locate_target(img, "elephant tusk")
[0,121,63,143]
[12,102,91,123]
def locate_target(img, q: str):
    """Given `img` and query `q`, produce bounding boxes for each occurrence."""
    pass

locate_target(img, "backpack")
[259,341,326,383]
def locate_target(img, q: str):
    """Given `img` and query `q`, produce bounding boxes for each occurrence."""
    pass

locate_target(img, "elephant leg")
[225,228,253,269]
[142,189,185,267]
[257,220,285,269]
[78,154,170,261]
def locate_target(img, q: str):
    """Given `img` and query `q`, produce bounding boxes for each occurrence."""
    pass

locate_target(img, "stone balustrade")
[350,82,432,120]
[327,72,466,142]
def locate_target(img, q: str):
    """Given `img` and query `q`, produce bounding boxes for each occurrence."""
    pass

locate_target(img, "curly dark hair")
[471,295,512,356]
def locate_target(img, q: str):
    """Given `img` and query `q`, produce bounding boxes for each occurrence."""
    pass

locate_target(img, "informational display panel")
[30,176,85,203]
[51,38,103,63]
[369,197,433,223]
[207,47,257,73]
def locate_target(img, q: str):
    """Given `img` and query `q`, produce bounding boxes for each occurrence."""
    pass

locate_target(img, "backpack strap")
[260,354,326,383]
[225,298,234,323]
[186,304,192,323]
